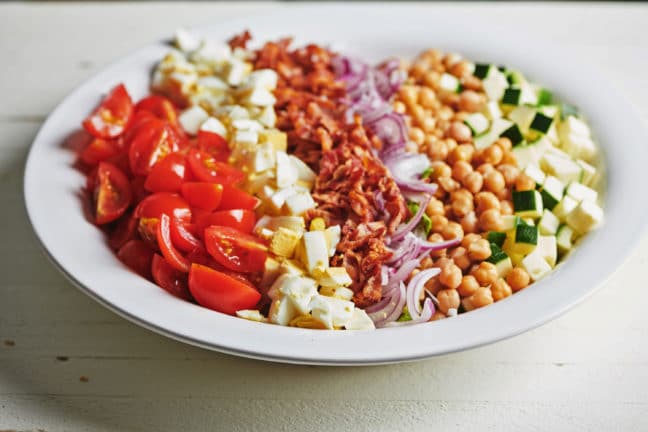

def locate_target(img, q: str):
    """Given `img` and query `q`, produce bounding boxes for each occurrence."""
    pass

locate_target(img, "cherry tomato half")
[108,212,138,251]
[218,185,259,211]
[135,192,191,223]
[157,214,191,273]
[128,118,180,176]
[144,153,186,193]
[181,182,223,212]
[83,84,134,139]
[151,253,192,301]
[79,138,120,166]
[169,218,200,253]
[92,162,133,225]
[135,95,179,127]
[186,149,244,185]
[197,130,230,162]
[204,226,267,273]
[117,239,153,279]
[194,209,256,234]
[188,263,261,315]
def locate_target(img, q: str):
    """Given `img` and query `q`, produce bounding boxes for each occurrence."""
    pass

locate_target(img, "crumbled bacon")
[227,30,252,50]
[253,37,407,307]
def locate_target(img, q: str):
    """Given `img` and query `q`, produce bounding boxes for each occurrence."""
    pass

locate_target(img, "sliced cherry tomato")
[144,153,186,193]
[151,254,192,301]
[204,226,267,273]
[80,138,120,166]
[169,218,200,253]
[135,192,191,223]
[108,212,138,250]
[117,239,153,279]
[92,162,133,225]
[157,214,191,272]
[135,95,179,126]
[104,150,132,178]
[138,217,159,246]
[128,119,180,176]
[218,185,259,211]
[83,84,134,139]
[130,176,148,204]
[180,182,224,212]
[197,130,230,162]
[186,149,244,185]
[188,263,261,315]
[194,209,256,234]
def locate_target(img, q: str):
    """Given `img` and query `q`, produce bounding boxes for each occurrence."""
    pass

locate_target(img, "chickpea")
[438,106,454,121]
[457,275,480,297]
[421,49,442,64]
[475,191,501,214]
[453,111,470,122]
[452,160,473,182]
[458,90,483,113]
[437,289,461,314]
[393,100,406,114]
[404,141,419,153]
[477,163,495,175]
[463,171,483,194]
[443,53,462,69]
[451,188,472,202]
[468,287,494,309]
[491,278,512,301]
[418,87,437,109]
[448,144,474,164]
[449,246,472,271]
[496,188,511,201]
[498,164,520,186]
[468,238,492,261]
[439,263,462,289]
[410,63,429,81]
[399,85,419,106]
[438,177,460,193]
[423,71,440,88]
[435,257,453,270]
[445,138,458,153]
[484,170,506,193]
[479,208,503,231]
[501,151,518,166]
[426,197,445,216]
[451,196,473,218]
[421,117,437,134]
[515,173,536,191]
[500,200,514,215]
[449,60,473,78]
[427,233,447,258]
[426,137,447,161]
[460,211,478,234]
[441,221,464,241]
[430,215,449,233]
[461,75,482,92]
[481,145,503,165]
[471,262,499,286]
[431,311,446,321]
[444,203,454,218]
[494,137,513,152]
[409,127,426,146]
[410,104,426,126]
[431,161,452,179]
[425,275,442,295]
[448,121,472,143]
[419,256,434,269]
[506,267,531,292]
[461,233,481,249]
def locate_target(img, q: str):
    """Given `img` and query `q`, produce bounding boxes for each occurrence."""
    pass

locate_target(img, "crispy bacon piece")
[227,30,252,50]
[253,37,407,307]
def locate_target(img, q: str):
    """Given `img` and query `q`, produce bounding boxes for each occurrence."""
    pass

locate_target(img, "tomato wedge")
[128,118,180,176]
[197,130,230,162]
[204,226,267,273]
[194,209,256,234]
[188,264,261,315]
[108,212,138,250]
[138,217,159,246]
[92,162,133,225]
[218,185,259,211]
[186,149,244,185]
[117,239,153,279]
[151,254,192,301]
[169,218,200,253]
[135,95,179,127]
[80,138,120,166]
[135,192,191,223]
[144,153,186,193]
[83,84,134,139]
[181,182,223,212]
[157,214,191,272]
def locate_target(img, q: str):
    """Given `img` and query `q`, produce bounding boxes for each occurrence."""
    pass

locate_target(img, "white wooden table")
[1,2,647,430]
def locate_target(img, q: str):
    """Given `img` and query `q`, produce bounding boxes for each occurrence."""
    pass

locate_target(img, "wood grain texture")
[1,2,647,431]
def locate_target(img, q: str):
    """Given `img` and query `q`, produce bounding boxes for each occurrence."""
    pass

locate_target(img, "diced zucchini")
[474,118,513,150]
[560,103,579,120]
[538,235,557,267]
[576,159,597,186]
[538,209,560,236]
[523,164,546,187]
[556,224,574,254]
[508,105,537,133]
[566,182,598,203]
[566,200,604,235]
[482,69,509,101]
[536,88,553,106]
[439,73,461,93]
[541,153,583,183]
[511,224,539,255]
[562,133,598,162]
[513,136,551,168]
[483,100,502,120]
[539,175,565,210]
[500,123,525,146]
[539,105,559,119]
[553,195,579,222]
[464,113,490,136]
[521,249,552,281]
[486,245,513,277]
[473,63,495,79]
[529,112,554,135]
[502,87,523,106]
[500,215,521,231]
[506,69,526,85]
[488,231,507,248]
[512,190,543,219]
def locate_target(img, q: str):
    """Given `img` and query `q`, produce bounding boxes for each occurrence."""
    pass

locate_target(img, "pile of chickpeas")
[394,49,536,320]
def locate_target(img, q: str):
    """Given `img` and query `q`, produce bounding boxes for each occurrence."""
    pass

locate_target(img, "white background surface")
[1,2,647,431]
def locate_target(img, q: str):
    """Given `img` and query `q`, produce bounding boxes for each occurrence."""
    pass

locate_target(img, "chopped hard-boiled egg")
[301,231,330,276]
[179,106,209,135]
[308,295,355,329]
[345,309,376,331]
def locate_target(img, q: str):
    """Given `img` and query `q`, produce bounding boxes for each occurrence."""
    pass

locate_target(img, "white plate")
[24,5,648,365]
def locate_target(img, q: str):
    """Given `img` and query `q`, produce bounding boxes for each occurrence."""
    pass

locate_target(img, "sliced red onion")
[384,152,438,195]
[366,112,409,155]
[367,285,400,322]
[389,193,431,243]
[406,268,441,319]
[383,298,435,327]
[380,265,389,285]
[375,282,407,327]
